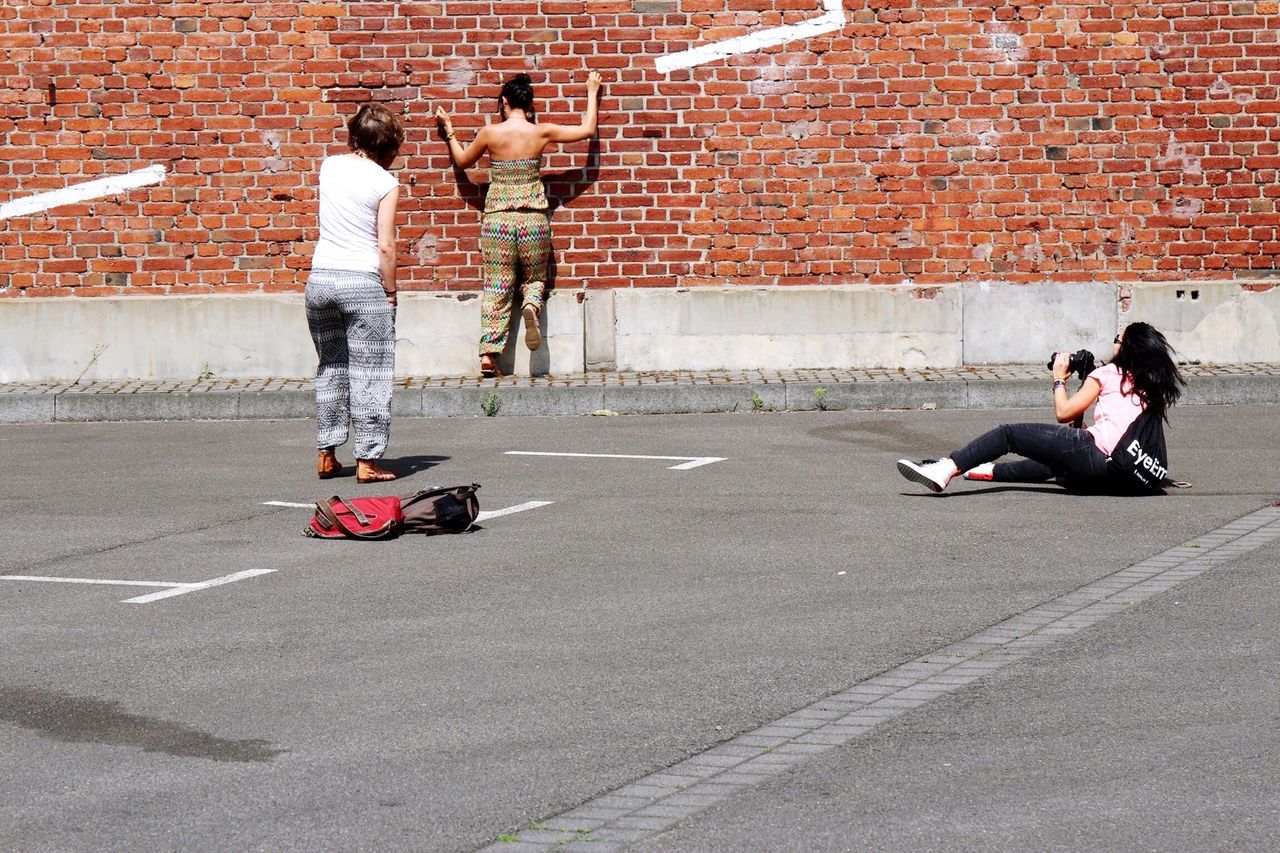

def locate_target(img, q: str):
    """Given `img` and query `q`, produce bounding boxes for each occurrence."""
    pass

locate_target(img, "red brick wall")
[2,0,1279,297]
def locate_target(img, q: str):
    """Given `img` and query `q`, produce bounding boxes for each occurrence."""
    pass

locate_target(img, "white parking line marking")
[504,451,726,470]
[122,569,276,604]
[656,0,845,73]
[0,575,179,588]
[0,569,275,604]
[0,165,167,221]
[476,501,554,522]
[262,500,553,521]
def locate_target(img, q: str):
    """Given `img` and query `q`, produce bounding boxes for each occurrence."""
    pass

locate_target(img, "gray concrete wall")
[961,282,1119,366]
[3,282,1275,382]
[1128,282,1280,364]
[0,292,584,383]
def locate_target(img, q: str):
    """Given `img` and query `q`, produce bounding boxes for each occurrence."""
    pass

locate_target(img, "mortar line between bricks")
[477,505,1280,851]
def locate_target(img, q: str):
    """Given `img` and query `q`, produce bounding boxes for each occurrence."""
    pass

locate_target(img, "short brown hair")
[347,104,404,165]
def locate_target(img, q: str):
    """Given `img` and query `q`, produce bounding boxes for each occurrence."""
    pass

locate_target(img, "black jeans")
[951,422,1111,484]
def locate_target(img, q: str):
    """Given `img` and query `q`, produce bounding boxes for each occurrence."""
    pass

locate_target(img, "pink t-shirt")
[1085,363,1146,455]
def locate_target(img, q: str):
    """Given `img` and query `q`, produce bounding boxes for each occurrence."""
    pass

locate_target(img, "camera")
[1047,349,1096,382]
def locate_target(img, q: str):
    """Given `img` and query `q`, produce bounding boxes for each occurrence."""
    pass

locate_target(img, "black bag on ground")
[399,484,480,534]
[1106,411,1170,491]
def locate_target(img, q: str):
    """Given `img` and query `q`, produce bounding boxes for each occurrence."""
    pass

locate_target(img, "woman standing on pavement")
[435,71,601,377]
[306,103,403,484]
[895,322,1185,492]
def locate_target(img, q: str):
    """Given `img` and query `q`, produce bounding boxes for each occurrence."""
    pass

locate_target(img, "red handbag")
[305,495,405,540]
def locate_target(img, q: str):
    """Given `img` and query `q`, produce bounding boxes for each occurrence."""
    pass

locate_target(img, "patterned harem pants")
[480,210,551,355]
[305,268,395,460]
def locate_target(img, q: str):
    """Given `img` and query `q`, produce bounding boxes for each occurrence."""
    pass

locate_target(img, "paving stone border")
[2,364,1278,423]
[479,503,1280,852]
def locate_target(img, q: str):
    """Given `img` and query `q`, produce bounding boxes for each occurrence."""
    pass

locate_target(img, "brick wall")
[2,0,1278,298]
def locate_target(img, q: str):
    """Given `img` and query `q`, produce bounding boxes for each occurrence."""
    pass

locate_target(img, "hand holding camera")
[1047,349,1096,383]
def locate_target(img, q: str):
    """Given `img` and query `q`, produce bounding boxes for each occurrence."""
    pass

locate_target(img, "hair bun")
[500,73,536,116]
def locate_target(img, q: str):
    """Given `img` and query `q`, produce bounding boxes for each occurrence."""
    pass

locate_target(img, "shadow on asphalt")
[383,454,450,480]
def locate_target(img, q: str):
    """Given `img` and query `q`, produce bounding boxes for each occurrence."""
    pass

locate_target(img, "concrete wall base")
[3,282,1277,382]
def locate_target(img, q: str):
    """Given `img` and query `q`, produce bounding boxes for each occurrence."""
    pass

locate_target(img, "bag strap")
[335,497,370,526]
[400,484,480,508]
[315,497,395,540]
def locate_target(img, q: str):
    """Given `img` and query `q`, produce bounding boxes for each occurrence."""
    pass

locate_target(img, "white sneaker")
[963,462,995,481]
[896,458,958,493]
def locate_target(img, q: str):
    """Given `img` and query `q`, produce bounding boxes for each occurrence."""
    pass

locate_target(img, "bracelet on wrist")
[1053,379,1068,390]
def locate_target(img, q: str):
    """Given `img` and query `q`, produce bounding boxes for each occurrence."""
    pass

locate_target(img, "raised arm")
[1052,352,1101,423]
[541,71,601,145]
[436,108,488,169]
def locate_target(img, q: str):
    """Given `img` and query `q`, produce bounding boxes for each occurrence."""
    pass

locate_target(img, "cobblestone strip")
[3,363,1278,396]
[478,504,1280,852]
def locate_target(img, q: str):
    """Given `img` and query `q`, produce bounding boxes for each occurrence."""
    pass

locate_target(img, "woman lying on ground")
[896,322,1185,493]
[435,71,601,377]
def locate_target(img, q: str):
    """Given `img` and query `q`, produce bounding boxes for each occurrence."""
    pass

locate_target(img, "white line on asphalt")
[504,451,726,470]
[0,165,167,221]
[476,500,554,522]
[0,568,275,604]
[655,0,845,73]
[262,500,553,520]
[122,569,276,604]
[0,575,180,588]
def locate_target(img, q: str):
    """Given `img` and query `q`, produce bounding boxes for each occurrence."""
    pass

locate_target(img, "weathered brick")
[0,1,1270,295]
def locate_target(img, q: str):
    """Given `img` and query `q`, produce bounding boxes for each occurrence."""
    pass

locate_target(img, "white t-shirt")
[311,154,398,274]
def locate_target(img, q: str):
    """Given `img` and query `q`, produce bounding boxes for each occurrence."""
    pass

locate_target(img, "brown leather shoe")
[317,448,341,479]
[480,353,502,377]
[356,459,397,484]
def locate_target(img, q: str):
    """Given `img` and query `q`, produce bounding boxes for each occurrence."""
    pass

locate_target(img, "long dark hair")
[499,73,535,121]
[1112,322,1184,422]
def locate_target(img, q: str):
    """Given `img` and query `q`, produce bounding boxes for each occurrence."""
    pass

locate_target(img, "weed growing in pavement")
[482,389,501,417]
[814,386,828,410]
[498,832,518,843]
[197,362,215,382]
[751,391,764,411]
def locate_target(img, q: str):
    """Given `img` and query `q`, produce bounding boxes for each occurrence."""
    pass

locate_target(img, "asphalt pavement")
[1,405,1277,851]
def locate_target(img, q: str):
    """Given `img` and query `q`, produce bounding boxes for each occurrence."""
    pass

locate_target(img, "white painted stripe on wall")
[0,165,167,221]
[656,0,846,73]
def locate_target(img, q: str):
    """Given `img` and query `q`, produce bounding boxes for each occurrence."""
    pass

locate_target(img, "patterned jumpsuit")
[480,157,551,355]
